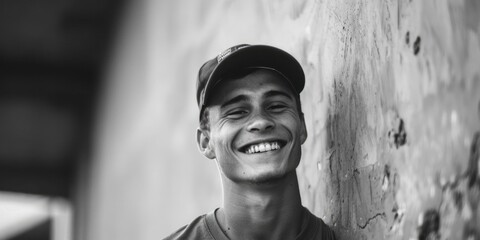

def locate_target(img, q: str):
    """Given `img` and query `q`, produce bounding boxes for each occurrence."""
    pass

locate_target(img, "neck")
[217,171,304,240]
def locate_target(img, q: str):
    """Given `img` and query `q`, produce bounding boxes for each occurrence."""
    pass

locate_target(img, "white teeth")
[244,141,281,154]
[265,144,271,151]
[259,144,265,152]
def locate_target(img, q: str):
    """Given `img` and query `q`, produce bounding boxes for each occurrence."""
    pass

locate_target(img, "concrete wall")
[82,0,480,239]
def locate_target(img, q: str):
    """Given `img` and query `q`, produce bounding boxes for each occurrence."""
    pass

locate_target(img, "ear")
[196,128,216,159]
[300,113,308,145]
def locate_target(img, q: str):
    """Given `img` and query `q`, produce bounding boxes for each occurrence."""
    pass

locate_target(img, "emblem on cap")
[216,48,232,63]
[216,44,249,63]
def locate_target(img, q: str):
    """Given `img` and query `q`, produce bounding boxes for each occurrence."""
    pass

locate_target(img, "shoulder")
[303,208,337,240]
[163,214,215,240]
[315,217,337,240]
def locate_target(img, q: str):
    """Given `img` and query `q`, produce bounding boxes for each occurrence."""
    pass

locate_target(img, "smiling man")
[164,44,336,240]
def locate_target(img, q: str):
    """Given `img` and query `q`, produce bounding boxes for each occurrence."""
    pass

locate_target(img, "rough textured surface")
[297,1,480,239]
[83,0,480,239]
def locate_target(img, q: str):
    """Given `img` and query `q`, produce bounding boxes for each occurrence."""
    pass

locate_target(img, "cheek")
[211,126,238,153]
[278,115,303,134]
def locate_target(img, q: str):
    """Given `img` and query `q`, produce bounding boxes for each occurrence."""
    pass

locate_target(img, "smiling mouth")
[241,141,286,154]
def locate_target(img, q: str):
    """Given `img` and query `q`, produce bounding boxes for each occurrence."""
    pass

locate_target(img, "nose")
[247,112,275,132]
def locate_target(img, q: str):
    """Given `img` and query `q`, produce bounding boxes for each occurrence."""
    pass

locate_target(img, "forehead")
[208,69,296,105]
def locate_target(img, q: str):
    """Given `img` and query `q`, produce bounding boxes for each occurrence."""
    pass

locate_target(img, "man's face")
[198,69,307,184]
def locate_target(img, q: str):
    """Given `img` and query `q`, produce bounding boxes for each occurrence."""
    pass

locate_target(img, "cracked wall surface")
[84,0,480,239]
[297,0,480,239]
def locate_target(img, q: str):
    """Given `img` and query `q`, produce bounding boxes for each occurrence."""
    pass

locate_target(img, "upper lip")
[237,138,287,152]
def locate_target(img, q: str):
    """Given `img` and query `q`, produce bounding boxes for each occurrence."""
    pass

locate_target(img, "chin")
[246,158,300,184]
[246,169,293,185]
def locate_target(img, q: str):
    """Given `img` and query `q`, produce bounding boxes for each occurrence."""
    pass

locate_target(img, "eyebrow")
[220,95,250,109]
[220,90,294,109]
[264,90,293,100]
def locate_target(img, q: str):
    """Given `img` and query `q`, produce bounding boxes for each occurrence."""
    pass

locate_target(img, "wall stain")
[382,165,390,191]
[465,132,479,188]
[388,117,407,148]
[389,202,404,232]
[413,36,421,55]
[418,209,440,240]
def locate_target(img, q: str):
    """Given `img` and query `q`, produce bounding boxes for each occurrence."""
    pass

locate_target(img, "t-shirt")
[164,207,336,240]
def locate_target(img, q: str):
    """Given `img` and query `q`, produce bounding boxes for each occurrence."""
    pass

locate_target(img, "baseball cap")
[196,44,305,119]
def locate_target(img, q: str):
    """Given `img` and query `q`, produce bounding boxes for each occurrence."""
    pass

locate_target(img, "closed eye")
[267,104,287,112]
[226,109,249,119]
